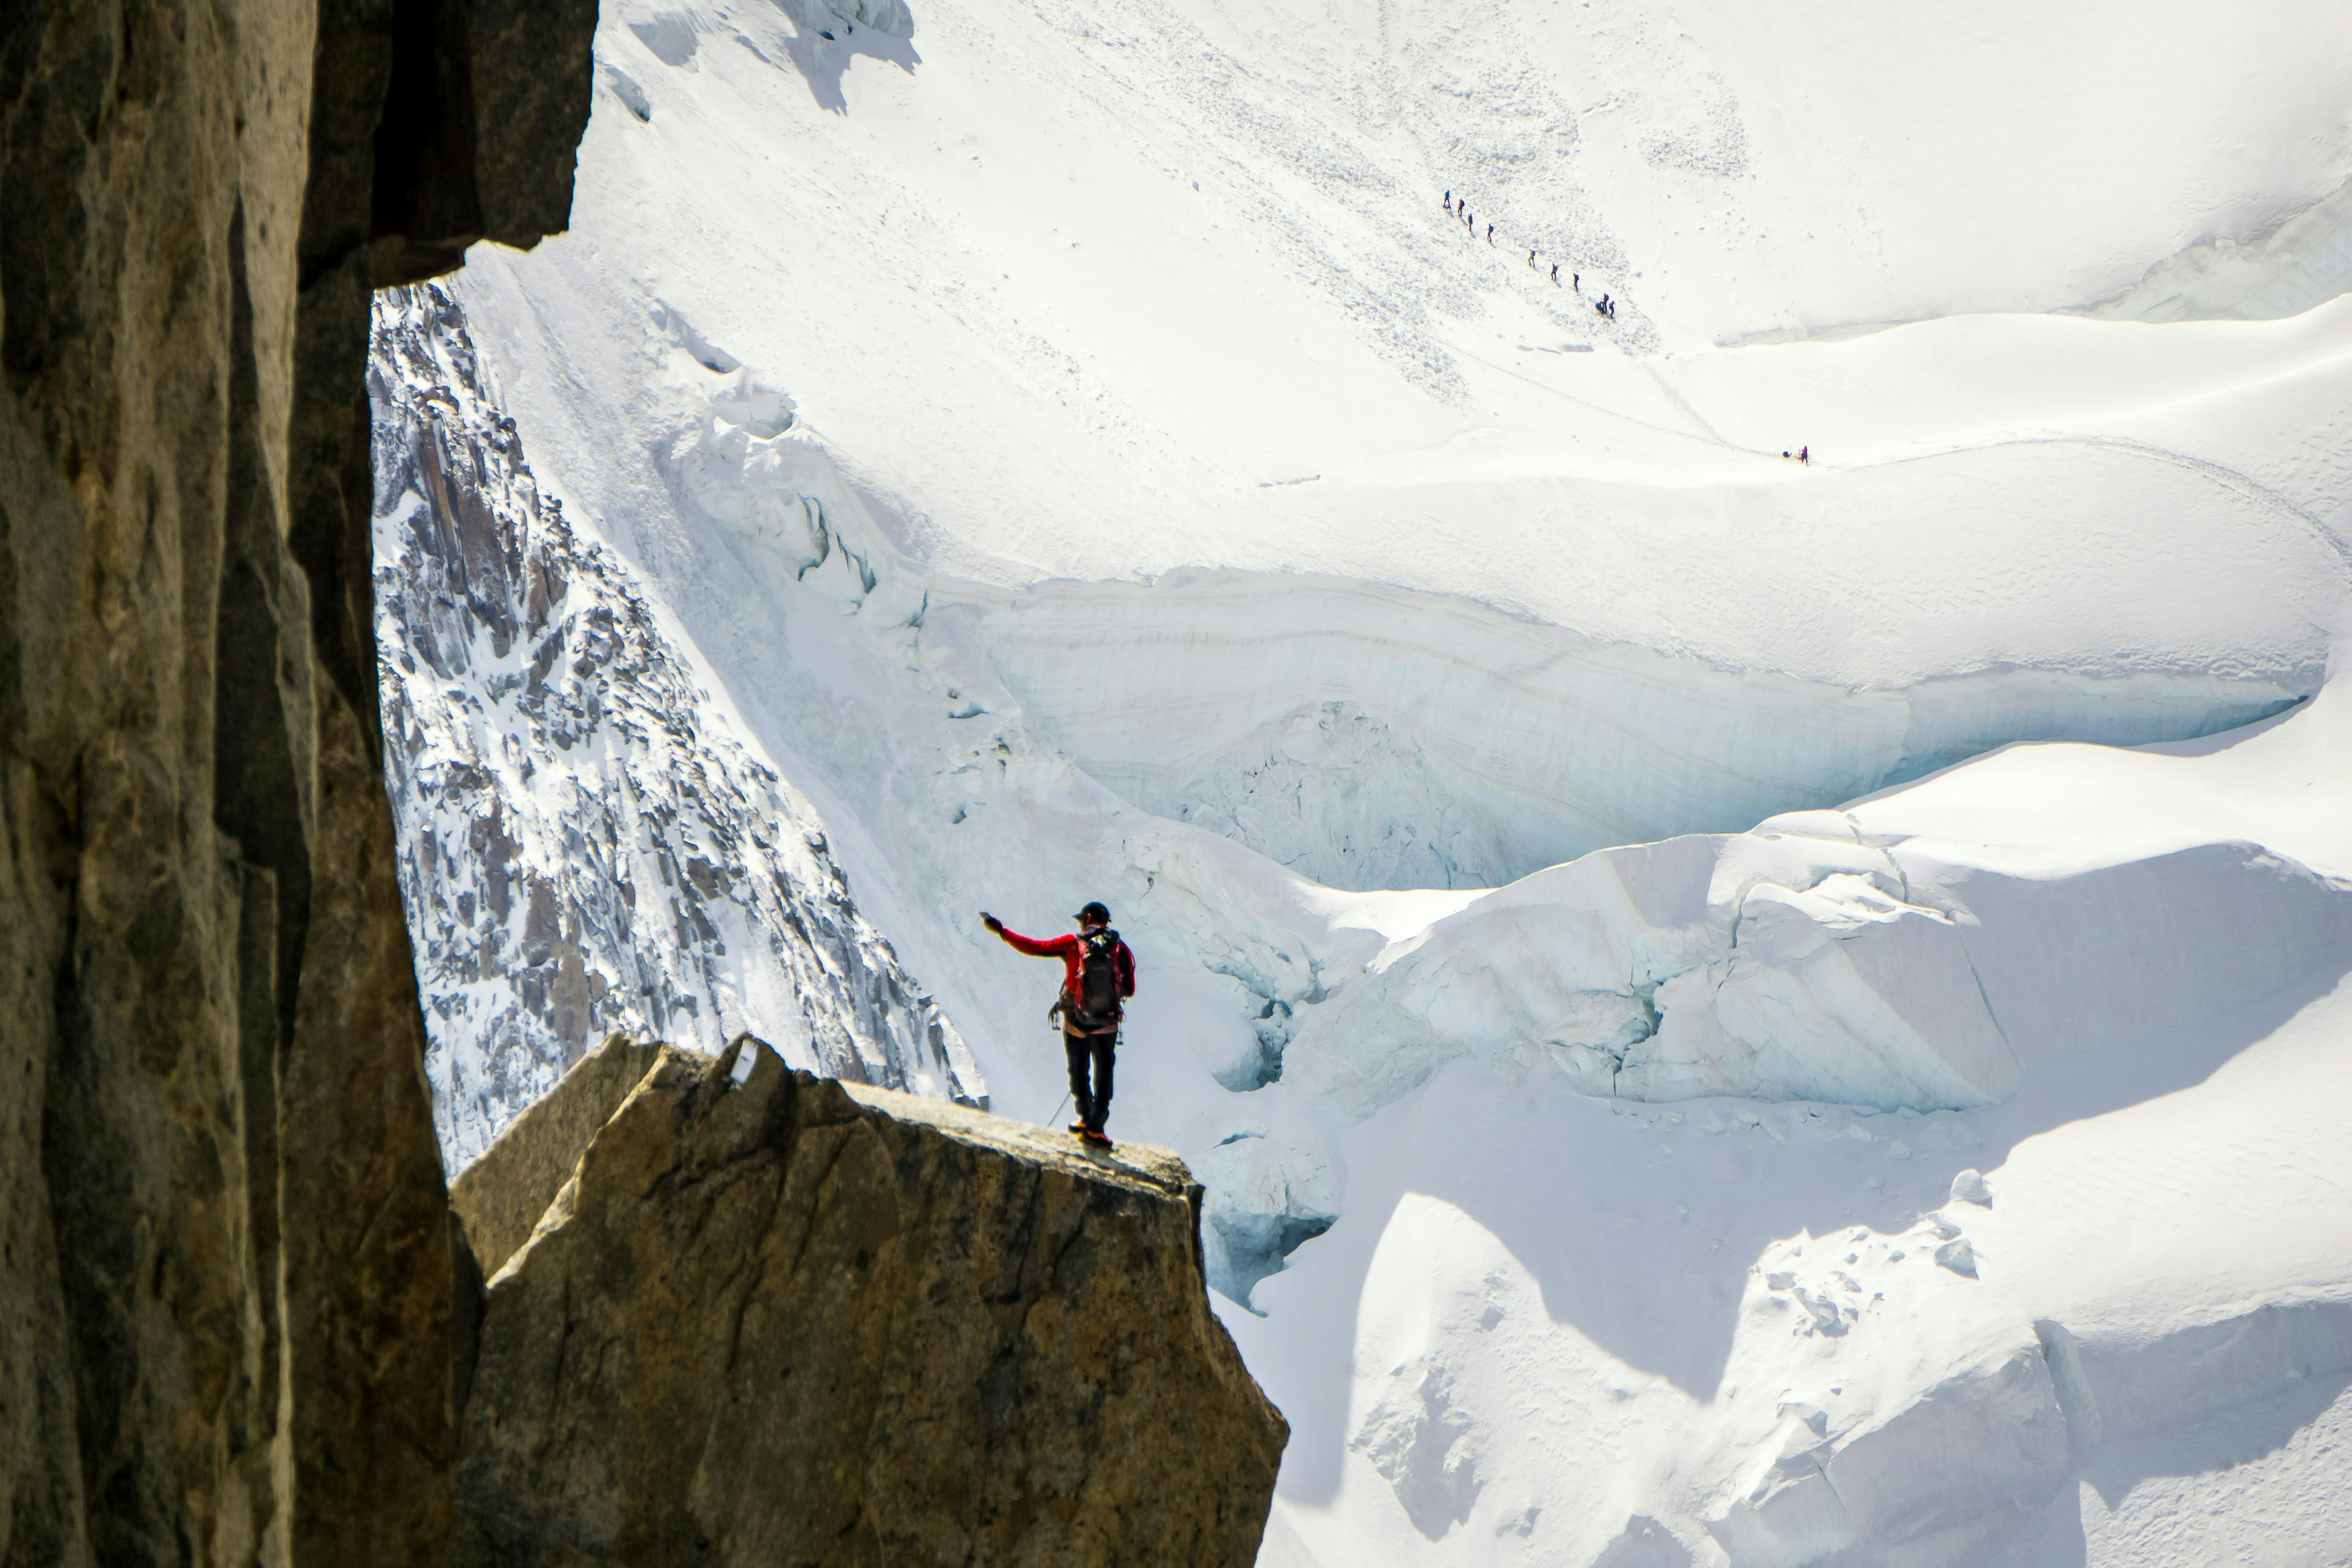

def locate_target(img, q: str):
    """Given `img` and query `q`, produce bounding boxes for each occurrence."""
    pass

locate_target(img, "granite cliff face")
[0,0,593,1560]
[370,284,984,1167]
[450,1036,1287,1567]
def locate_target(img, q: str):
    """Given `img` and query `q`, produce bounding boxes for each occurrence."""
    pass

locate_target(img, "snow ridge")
[369,283,984,1166]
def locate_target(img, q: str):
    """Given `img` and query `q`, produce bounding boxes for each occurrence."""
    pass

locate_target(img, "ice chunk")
[1288,826,2025,1120]
[1616,883,2019,1110]
[1196,1129,1342,1311]
[1950,1169,1994,1207]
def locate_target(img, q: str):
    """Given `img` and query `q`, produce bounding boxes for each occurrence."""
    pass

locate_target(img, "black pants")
[1065,1028,1116,1131]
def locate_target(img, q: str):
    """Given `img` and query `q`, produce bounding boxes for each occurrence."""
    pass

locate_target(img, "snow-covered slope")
[442,0,2352,892]
[371,283,981,1164]
[371,0,2352,1559]
[1230,681,2352,1566]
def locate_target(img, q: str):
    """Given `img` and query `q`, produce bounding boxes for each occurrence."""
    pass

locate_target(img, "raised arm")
[983,913,1069,959]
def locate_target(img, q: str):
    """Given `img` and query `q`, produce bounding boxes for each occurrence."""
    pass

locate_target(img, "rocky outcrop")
[369,285,985,1167]
[448,1034,669,1278]
[451,1036,1287,1567]
[0,0,593,1561]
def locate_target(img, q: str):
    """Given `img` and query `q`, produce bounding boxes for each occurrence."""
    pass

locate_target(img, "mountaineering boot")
[1082,1128,1112,1147]
[1068,1120,1091,1134]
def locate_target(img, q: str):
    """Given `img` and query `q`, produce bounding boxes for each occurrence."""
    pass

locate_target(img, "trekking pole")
[1049,1090,1072,1129]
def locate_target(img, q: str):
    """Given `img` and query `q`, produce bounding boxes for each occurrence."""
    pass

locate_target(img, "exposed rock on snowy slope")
[453,1036,1286,1566]
[371,284,982,1165]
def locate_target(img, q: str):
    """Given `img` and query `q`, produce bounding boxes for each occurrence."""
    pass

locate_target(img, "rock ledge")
[454,1036,1285,1566]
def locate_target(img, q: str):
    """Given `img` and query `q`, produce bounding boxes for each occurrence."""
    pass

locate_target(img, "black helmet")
[1075,900,1112,925]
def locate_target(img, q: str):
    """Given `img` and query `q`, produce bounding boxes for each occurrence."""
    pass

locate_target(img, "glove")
[981,911,1003,933]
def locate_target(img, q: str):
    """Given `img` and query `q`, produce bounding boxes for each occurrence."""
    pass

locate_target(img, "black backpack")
[1069,929,1124,1031]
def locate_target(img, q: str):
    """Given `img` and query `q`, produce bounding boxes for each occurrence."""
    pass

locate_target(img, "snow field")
[1221,688,2352,1562]
[1232,966,2352,1566]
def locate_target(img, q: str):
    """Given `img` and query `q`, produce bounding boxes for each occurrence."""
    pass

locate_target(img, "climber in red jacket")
[982,902,1135,1144]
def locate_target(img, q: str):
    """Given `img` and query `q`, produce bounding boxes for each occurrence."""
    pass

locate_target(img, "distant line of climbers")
[1444,187,1610,318]
[1442,188,1813,463]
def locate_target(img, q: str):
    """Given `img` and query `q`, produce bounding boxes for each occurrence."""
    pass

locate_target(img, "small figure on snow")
[1572,271,1580,293]
[1551,263,1560,285]
[1486,222,1495,244]
[1799,445,1810,466]
[983,903,1137,1145]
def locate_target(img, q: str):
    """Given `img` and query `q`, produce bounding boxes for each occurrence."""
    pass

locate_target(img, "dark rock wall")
[0,0,593,1561]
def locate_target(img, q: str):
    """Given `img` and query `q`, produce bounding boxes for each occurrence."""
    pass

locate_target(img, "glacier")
[361,0,2352,1561]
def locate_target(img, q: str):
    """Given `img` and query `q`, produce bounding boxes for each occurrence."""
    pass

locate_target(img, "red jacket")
[995,925,1136,1015]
